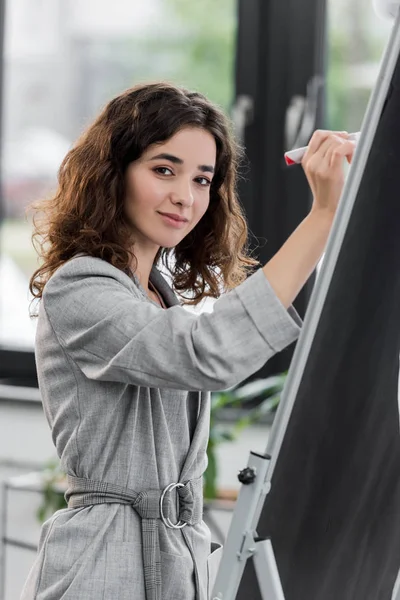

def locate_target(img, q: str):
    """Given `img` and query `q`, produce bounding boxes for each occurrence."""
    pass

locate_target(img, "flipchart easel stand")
[212,4,400,599]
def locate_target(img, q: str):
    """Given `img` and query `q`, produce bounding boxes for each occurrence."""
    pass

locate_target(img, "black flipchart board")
[237,29,400,600]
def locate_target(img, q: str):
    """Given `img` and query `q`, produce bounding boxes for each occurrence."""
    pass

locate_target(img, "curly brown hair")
[29,82,258,309]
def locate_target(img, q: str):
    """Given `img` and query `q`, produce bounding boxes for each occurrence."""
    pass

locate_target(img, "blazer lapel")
[150,267,181,307]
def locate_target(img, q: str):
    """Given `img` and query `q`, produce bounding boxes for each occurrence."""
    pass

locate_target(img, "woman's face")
[124,126,216,253]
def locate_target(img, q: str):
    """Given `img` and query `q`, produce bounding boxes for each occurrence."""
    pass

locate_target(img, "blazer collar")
[149,266,181,307]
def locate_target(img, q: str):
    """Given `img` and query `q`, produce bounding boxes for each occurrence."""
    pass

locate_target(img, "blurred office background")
[0,0,392,597]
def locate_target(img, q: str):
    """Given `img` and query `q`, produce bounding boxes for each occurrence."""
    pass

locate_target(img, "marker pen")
[284,132,361,166]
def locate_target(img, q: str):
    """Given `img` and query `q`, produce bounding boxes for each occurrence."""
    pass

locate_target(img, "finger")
[318,135,346,161]
[302,131,348,166]
[326,140,356,168]
[305,130,348,158]
[303,135,344,174]
[312,135,353,169]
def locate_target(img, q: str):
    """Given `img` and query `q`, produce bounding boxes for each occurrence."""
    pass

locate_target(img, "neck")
[130,245,160,292]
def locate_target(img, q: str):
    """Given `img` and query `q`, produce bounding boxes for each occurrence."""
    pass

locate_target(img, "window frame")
[0,0,327,394]
[234,0,327,379]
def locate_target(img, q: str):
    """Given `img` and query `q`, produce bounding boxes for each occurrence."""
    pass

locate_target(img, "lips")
[158,212,188,223]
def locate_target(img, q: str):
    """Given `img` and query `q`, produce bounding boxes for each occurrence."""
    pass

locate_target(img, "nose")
[169,178,194,208]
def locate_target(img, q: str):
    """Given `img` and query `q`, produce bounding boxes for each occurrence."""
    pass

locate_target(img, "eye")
[154,166,174,176]
[195,176,212,187]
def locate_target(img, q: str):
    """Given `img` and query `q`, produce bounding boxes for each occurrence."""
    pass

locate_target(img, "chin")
[151,230,188,249]
[142,236,182,252]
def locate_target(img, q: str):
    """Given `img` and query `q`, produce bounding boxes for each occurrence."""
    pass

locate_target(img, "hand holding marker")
[284,132,361,166]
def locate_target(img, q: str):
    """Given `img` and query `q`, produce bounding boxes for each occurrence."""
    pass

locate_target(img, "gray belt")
[65,474,203,600]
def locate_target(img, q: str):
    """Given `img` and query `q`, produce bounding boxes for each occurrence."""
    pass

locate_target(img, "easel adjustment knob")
[238,466,256,484]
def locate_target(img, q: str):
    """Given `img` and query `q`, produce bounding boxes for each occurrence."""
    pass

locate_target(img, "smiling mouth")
[158,212,189,223]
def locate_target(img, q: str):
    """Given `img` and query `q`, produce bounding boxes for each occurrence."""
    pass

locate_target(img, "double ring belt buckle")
[160,482,187,529]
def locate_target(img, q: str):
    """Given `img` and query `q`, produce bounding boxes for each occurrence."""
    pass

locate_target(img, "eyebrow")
[149,152,215,174]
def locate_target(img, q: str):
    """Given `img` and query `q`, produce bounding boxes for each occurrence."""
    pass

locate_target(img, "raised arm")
[263,130,356,308]
[41,258,301,392]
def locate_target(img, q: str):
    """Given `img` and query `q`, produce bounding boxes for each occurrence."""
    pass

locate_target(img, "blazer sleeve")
[41,258,302,391]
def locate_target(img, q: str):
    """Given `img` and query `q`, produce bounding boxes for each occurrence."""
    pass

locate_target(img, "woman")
[21,82,355,600]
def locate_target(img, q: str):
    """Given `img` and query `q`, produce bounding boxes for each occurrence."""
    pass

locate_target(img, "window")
[326,0,392,133]
[0,0,237,349]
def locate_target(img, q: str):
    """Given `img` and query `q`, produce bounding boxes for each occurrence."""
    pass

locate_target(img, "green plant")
[36,459,67,523]
[204,373,287,500]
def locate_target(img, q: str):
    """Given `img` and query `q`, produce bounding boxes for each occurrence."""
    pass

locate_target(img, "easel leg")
[253,539,285,600]
[392,568,400,600]
[0,483,8,600]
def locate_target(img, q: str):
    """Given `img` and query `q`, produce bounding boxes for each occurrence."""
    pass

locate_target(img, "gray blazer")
[21,255,301,600]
